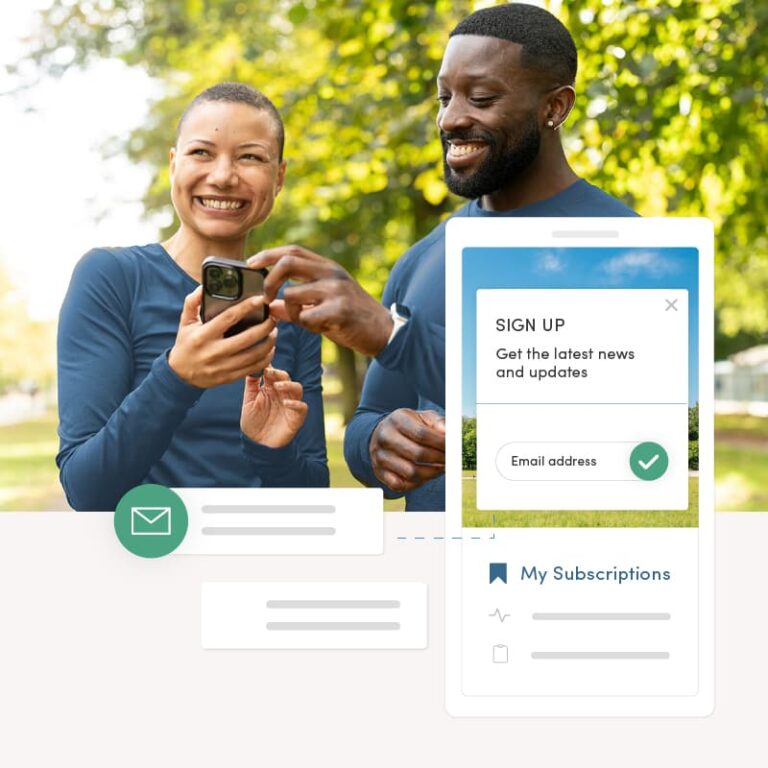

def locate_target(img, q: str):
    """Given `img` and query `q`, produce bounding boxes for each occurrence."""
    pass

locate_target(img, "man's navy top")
[57,243,328,511]
[344,180,637,511]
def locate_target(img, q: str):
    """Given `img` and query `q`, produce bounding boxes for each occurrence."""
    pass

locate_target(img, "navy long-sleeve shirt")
[344,180,637,511]
[57,243,328,511]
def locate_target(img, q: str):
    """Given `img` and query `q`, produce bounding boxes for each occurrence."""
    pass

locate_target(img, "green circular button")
[629,442,668,481]
[114,484,188,558]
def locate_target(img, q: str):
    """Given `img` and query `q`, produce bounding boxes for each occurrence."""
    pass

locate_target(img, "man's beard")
[442,119,541,200]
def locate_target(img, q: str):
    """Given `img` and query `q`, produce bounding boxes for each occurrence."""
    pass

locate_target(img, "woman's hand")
[168,286,277,388]
[240,367,308,448]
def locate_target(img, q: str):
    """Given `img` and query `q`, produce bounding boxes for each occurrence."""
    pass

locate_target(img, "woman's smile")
[194,195,249,212]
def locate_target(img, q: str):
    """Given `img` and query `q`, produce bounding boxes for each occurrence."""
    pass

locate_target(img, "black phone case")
[201,257,269,338]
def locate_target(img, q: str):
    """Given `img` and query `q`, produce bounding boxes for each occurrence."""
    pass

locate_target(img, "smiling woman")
[56,83,329,511]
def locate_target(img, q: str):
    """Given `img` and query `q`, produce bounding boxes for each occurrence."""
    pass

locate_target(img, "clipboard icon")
[492,644,509,664]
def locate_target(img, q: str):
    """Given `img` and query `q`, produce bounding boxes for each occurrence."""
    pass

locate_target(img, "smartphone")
[201,256,269,337]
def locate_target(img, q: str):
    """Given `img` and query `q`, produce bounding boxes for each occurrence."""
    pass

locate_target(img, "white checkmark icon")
[638,454,660,471]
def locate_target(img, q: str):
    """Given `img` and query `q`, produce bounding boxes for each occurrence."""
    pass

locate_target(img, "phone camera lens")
[220,268,239,297]
[205,264,240,298]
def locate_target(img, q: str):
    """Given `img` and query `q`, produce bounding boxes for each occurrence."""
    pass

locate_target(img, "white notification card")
[174,487,383,556]
[202,581,428,650]
[444,218,714,716]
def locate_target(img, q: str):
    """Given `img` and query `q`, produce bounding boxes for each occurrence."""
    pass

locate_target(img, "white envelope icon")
[492,644,509,664]
[131,507,172,536]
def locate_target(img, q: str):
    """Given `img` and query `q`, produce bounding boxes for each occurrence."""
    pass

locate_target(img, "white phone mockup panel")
[445,218,714,716]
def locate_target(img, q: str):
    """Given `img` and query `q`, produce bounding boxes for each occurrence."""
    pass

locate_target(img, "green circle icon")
[114,484,188,558]
[629,442,669,481]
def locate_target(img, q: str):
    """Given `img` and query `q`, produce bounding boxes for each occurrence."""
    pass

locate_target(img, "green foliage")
[20,0,468,292]
[689,403,698,440]
[688,440,699,471]
[462,416,476,470]
[715,328,767,360]
[16,0,475,413]
[560,0,768,347]
[688,404,699,469]
[15,0,768,358]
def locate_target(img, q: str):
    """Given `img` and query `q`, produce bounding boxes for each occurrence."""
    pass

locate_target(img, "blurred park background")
[1,0,766,512]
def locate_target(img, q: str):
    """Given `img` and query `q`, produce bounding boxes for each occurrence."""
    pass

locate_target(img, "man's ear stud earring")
[546,119,555,128]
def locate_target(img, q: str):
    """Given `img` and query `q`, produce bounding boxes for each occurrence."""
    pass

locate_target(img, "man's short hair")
[450,2,577,86]
[176,82,285,161]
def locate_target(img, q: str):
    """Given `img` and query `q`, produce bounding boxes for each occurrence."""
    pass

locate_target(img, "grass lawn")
[715,413,768,439]
[3,412,763,515]
[0,410,404,511]
[715,413,768,512]
[715,443,768,511]
[462,474,699,527]
[0,411,66,511]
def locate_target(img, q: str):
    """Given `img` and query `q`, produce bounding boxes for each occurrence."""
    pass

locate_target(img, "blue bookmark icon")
[489,563,508,584]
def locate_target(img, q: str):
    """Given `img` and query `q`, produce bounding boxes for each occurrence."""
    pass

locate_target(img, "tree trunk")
[336,342,361,425]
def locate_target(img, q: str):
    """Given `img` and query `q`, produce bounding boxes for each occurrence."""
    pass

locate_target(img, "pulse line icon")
[488,608,511,623]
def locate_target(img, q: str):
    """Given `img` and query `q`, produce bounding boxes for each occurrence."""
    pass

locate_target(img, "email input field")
[496,441,651,482]
[477,403,689,510]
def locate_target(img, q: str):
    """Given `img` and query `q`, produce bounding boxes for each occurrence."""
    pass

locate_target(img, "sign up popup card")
[445,218,714,716]
[476,288,689,511]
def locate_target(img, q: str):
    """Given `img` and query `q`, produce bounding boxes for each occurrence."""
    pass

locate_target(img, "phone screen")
[465,250,696,522]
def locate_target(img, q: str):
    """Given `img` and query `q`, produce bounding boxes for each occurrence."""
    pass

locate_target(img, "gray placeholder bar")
[533,612,671,621]
[532,652,669,660]
[201,505,335,514]
[266,622,401,631]
[267,600,400,609]
[201,527,335,536]
[552,229,619,238]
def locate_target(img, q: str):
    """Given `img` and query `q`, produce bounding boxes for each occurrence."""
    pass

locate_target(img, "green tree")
[688,403,699,470]
[462,416,476,471]
[15,0,768,410]
[19,0,470,420]
[559,1,768,351]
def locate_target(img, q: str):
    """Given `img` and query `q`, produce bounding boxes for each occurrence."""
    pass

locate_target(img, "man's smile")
[447,141,487,158]
[444,139,490,170]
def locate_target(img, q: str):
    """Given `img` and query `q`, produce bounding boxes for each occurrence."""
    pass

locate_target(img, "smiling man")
[250,3,637,510]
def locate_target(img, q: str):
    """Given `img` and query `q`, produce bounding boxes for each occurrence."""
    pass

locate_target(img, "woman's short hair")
[176,82,285,160]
